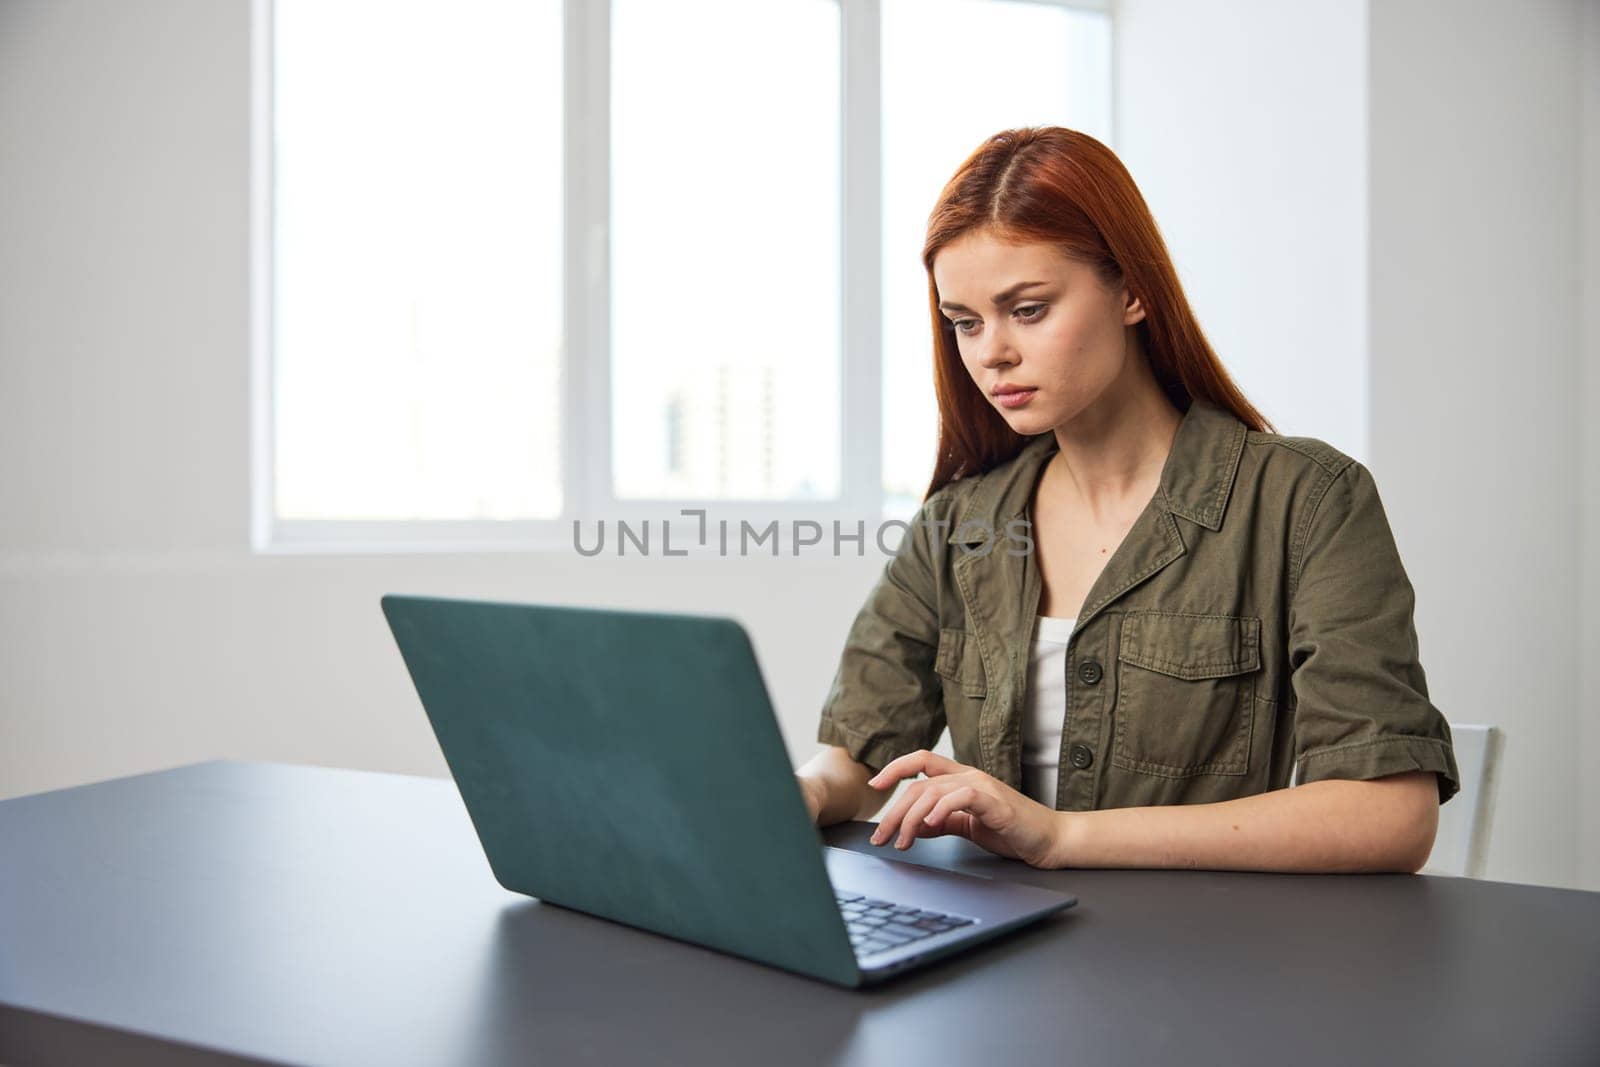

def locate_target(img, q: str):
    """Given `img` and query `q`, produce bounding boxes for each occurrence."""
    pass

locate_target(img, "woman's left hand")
[866,750,1067,869]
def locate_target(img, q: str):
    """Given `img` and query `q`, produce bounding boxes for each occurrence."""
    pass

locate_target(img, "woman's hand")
[796,773,826,825]
[866,750,1067,869]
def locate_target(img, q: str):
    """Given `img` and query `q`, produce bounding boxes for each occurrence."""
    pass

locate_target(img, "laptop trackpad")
[822,845,1074,923]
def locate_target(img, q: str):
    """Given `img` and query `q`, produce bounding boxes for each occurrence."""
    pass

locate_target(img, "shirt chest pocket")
[1113,611,1261,778]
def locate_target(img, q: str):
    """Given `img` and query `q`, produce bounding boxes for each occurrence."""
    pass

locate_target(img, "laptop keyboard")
[835,890,974,957]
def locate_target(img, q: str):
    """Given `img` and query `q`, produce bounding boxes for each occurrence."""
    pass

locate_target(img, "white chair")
[1420,724,1504,878]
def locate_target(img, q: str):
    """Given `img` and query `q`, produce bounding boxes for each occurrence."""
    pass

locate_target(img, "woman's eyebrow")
[937,280,1050,313]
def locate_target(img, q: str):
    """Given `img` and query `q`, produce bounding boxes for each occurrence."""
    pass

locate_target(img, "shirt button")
[1077,659,1103,685]
[1069,744,1095,770]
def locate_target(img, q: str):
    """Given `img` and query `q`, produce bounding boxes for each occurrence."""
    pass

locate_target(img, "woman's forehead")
[933,232,1086,290]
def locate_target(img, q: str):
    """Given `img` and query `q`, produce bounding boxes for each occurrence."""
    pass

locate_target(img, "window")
[610,0,841,502]
[257,0,1112,550]
[268,0,564,526]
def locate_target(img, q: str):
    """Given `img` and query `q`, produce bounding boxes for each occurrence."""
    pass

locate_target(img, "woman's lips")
[995,388,1038,409]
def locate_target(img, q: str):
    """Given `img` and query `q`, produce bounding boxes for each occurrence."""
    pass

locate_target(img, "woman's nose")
[975,326,1019,368]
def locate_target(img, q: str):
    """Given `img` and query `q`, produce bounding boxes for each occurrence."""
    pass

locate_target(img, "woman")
[794,127,1458,874]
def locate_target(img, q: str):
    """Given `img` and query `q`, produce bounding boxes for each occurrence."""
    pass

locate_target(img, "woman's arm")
[867,750,1440,873]
[1052,769,1439,873]
[796,745,891,827]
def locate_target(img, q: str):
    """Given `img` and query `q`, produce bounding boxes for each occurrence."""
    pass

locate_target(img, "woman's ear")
[1123,292,1146,326]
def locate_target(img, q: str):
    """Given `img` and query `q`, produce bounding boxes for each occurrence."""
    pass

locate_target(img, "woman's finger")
[868,777,930,846]
[867,749,966,790]
[892,781,955,849]
[923,784,983,830]
[871,774,966,848]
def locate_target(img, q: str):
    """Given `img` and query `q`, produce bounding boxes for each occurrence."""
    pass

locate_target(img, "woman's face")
[931,227,1145,436]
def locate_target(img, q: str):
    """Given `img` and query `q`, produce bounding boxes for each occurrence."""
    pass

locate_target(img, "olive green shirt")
[817,398,1460,810]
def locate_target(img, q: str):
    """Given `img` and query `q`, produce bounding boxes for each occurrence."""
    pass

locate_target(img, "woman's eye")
[949,305,1043,334]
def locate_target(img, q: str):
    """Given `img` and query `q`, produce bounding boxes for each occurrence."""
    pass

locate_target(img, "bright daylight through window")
[266,0,1111,541]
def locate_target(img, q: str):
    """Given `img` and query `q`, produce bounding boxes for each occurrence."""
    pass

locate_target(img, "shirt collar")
[946,397,1249,543]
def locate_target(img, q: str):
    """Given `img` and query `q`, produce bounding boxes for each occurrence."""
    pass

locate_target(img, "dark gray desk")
[1,761,1596,1067]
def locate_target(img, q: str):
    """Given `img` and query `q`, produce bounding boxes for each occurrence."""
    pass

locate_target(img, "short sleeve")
[1288,460,1461,804]
[815,496,949,773]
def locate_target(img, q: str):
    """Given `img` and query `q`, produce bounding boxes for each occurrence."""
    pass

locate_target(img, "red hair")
[922,126,1274,500]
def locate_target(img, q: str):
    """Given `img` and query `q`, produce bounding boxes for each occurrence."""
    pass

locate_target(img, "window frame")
[251,0,1113,555]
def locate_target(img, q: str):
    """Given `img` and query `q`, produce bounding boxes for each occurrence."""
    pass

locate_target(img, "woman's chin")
[995,405,1056,436]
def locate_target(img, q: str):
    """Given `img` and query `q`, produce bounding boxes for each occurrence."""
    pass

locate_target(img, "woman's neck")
[1047,377,1182,521]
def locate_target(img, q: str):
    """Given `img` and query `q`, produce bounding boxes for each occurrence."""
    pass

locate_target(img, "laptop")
[380,594,1077,988]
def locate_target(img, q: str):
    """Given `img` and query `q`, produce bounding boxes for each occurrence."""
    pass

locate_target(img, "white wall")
[1115,0,1369,458]
[1581,0,1600,895]
[2,0,1593,890]
[1367,0,1590,891]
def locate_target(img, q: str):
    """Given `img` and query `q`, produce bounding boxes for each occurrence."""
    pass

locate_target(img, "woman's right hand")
[794,747,882,827]
[796,774,826,825]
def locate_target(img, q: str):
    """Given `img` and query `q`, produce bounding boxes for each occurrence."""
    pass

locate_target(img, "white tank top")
[1022,615,1077,808]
